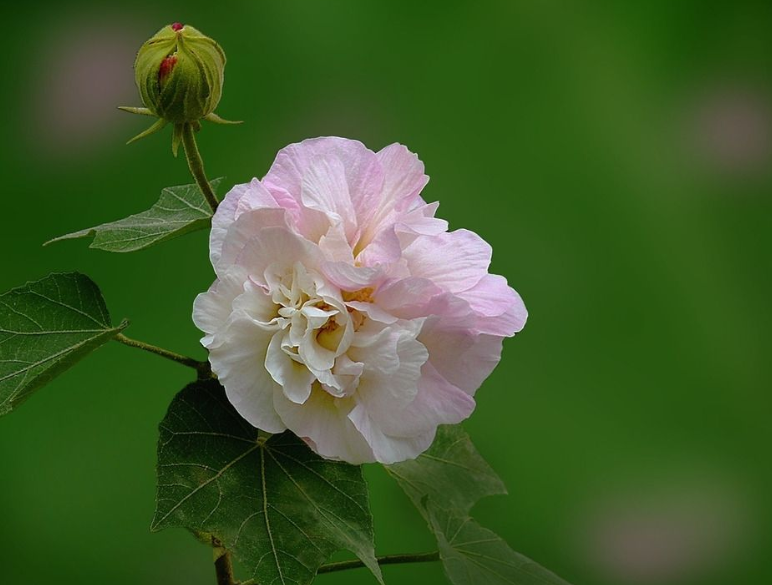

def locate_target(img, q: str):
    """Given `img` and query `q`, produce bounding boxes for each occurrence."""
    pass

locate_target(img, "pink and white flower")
[194,137,527,464]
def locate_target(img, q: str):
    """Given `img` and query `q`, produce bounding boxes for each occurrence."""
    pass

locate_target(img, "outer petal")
[192,266,248,346]
[301,155,357,240]
[355,143,430,249]
[369,362,476,437]
[262,137,384,231]
[420,321,505,396]
[402,229,492,293]
[458,274,528,336]
[273,390,375,464]
[209,314,287,433]
[215,208,293,276]
[210,182,250,267]
[348,404,436,464]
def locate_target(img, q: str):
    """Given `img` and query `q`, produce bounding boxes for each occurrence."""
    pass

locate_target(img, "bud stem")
[181,123,219,212]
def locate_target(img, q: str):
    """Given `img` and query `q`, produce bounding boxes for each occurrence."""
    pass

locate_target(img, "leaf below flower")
[46,179,223,253]
[424,500,571,585]
[153,379,384,585]
[388,426,572,585]
[386,425,507,515]
[0,272,127,417]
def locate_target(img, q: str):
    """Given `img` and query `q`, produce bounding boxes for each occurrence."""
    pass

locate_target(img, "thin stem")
[181,122,219,212]
[317,551,440,575]
[114,333,209,375]
[214,549,236,585]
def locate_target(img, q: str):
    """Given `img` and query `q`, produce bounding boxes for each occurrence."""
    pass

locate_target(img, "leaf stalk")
[114,333,209,376]
[317,551,441,575]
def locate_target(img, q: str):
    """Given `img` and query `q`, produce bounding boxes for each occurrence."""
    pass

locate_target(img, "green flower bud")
[134,23,225,124]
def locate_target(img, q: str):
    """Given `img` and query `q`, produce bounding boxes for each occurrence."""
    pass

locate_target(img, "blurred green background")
[1,1,771,584]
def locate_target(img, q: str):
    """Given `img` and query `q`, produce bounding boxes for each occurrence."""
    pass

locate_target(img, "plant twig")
[114,333,209,376]
[214,549,236,585]
[317,551,440,575]
[181,122,219,212]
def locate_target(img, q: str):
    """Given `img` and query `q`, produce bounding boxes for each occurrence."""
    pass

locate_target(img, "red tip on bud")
[171,22,184,31]
[159,55,178,85]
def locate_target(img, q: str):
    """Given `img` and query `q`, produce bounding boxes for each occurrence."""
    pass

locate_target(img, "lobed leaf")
[153,379,383,585]
[46,178,223,253]
[0,272,127,416]
[388,426,572,585]
[387,425,507,515]
[425,501,570,585]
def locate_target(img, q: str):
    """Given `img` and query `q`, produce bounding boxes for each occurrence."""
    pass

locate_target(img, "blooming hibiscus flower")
[194,137,527,464]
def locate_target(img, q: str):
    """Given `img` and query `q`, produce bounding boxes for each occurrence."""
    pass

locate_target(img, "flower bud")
[134,23,226,124]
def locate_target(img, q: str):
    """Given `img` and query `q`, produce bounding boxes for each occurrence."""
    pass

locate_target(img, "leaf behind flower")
[388,426,572,585]
[0,272,127,416]
[424,500,571,585]
[153,379,384,585]
[46,178,223,253]
[386,425,507,515]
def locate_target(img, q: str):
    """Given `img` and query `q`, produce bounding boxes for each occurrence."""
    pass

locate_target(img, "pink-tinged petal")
[370,362,476,437]
[398,201,448,236]
[375,277,445,319]
[348,404,436,464]
[215,208,293,275]
[262,137,384,226]
[402,229,492,293]
[192,266,248,346]
[301,155,357,240]
[230,226,321,285]
[345,301,398,325]
[318,221,355,263]
[322,261,384,290]
[458,274,528,336]
[420,323,505,396]
[356,224,403,267]
[210,182,251,267]
[376,143,429,212]
[265,333,315,404]
[209,315,287,433]
[273,389,375,464]
[354,144,429,255]
[233,178,293,220]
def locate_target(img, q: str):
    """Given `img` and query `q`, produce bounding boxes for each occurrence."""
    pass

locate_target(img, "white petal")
[209,314,286,433]
[192,266,248,346]
[231,279,279,325]
[265,333,315,404]
[273,389,375,464]
[371,362,476,437]
[227,225,321,286]
[348,405,436,464]
[351,322,428,413]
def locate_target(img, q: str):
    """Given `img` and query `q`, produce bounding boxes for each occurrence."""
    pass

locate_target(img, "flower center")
[342,287,374,303]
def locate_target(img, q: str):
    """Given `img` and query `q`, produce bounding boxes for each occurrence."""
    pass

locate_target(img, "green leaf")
[386,425,507,515]
[46,178,223,253]
[388,426,571,585]
[424,501,570,585]
[0,273,127,416]
[153,379,384,585]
